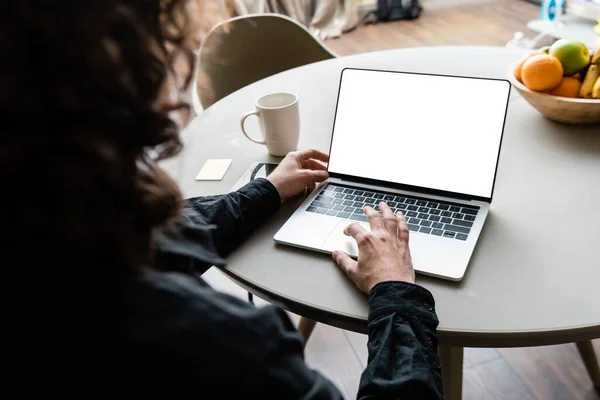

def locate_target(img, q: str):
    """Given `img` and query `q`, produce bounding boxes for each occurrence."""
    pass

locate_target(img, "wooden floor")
[325,0,549,56]
[203,1,599,399]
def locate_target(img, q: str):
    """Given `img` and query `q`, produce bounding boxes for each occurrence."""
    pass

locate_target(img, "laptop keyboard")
[306,183,479,241]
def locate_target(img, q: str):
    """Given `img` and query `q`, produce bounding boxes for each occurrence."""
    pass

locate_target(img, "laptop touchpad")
[322,219,370,258]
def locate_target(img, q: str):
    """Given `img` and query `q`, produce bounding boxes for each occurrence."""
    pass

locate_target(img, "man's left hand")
[267,149,329,203]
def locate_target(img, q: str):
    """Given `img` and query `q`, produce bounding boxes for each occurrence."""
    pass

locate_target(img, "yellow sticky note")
[195,159,232,181]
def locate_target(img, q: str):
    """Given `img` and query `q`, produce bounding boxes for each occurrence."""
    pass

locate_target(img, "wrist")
[266,176,286,204]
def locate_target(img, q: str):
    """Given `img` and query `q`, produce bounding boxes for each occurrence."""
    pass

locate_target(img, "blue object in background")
[540,0,565,21]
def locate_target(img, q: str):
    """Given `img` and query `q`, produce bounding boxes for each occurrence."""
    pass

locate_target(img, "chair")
[195,13,336,110]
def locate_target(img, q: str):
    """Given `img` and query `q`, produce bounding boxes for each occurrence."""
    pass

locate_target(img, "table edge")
[219,267,600,347]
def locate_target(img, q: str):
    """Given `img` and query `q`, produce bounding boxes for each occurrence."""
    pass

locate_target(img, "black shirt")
[126,178,443,398]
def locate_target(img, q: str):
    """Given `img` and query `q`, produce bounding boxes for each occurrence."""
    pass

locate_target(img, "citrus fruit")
[548,39,590,76]
[514,51,545,83]
[549,77,582,98]
[521,54,563,91]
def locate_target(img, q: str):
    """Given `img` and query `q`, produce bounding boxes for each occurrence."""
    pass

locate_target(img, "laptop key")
[441,217,453,224]
[420,227,432,234]
[316,208,328,214]
[432,229,443,236]
[353,202,365,208]
[461,208,478,215]
[374,193,385,199]
[443,231,456,238]
[453,219,473,228]
[418,207,429,213]
[444,224,470,234]
[388,201,397,208]
[350,214,368,222]
[337,212,351,219]
[456,233,468,241]
[344,194,356,200]
[420,220,432,227]
[333,205,346,212]
[312,201,331,209]
[437,204,450,211]
[332,198,343,205]
[354,190,364,196]
[406,211,418,218]
[407,205,418,211]
[316,196,332,203]
[429,215,441,222]
[409,218,421,225]
[345,206,357,213]
[453,213,464,219]
[334,193,345,198]
[427,202,439,208]
[429,209,441,216]
[333,187,344,192]
[441,211,452,217]
[307,206,317,212]
[355,196,366,202]
[408,224,420,232]
[326,210,338,216]
[405,199,416,205]
[343,188,354,194]
[343,200,354,206]
[416,200,427,206]
[418,213,429,219]
[449,206,461,212]
[464,215,476,222]
[383,195,394,201]
[432,222,444,229]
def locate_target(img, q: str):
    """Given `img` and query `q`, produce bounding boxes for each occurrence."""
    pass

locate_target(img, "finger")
[364,206,384,230]
[332,250,357,277]
[297,148,329,163]
[379,202,398,234]
[306,182,316,193]
[303,169,328,184]
[304,158,328,171]
[396,211,410,244]
[343,222,368,242]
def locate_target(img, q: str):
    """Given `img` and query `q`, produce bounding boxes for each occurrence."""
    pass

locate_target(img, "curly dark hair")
[1,1,207,270]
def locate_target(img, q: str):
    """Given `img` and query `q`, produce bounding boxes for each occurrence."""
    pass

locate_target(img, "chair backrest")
[196,14,336,109]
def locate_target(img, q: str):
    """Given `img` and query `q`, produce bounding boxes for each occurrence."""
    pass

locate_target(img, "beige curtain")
[224,0,361,39]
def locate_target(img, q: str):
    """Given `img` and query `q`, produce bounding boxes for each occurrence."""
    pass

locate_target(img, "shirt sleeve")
[358,281,443,400]
[182,177,281,257]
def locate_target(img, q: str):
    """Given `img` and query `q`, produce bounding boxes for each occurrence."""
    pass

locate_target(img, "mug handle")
[240,111,266,144]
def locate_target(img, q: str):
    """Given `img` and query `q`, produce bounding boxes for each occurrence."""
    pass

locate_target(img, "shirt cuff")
[237,177,281,214]
[368,281,438,325]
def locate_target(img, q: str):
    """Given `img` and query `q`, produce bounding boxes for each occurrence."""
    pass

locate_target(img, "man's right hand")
[332,202,415,294]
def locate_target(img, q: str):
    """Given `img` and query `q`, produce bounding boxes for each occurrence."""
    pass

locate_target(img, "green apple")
[549,39,590,76]
[539,46,550,53]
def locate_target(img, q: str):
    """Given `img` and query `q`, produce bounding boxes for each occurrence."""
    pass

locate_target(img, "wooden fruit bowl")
[507,68,600,125]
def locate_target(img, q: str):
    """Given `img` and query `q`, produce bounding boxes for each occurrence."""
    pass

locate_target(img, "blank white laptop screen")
[327,69,511,199]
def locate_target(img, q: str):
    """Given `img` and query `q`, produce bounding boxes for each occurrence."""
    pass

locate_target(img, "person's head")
[1,1,215,270]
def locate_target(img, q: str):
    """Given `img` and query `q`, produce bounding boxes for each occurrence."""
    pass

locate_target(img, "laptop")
[274,68,511,281]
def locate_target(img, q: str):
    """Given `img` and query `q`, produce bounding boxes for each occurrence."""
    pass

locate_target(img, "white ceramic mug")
[240,92,300,156]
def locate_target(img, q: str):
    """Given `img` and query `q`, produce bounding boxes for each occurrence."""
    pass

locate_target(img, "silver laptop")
[274,68,511,281]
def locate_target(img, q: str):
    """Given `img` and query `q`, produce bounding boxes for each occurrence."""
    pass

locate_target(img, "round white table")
[164,46,600,399]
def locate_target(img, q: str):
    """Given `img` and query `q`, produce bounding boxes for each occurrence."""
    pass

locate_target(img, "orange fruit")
[521,54,564,91]
[549,77,581,98]
[514,51,545,83]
